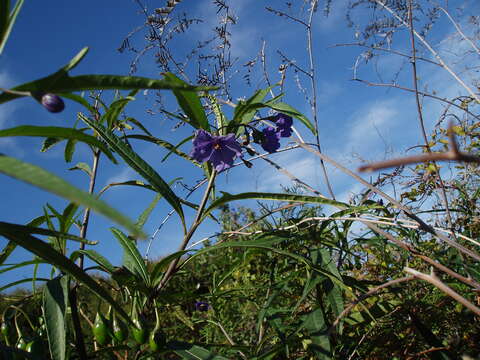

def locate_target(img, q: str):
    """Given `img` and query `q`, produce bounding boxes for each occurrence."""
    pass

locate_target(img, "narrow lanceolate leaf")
[0,221,97,244]
[0,126,117,163]
[201,192,348,222]
[0,227,133,325]
[81,116,185,231]
[302,308,331,359]
[0,241,16,266]
[151,250,189,287]
[43,276,68,360]
[111,228,150,287]
[64,138,76,163]
[126,134,199,166]
[0,0,24,56]
[0,73,213,104]
[136,193,162,229]
[70,249,115,274]
[319,249,344,325]
[68,162,92,177]
[0,0,9,47]
[0,155,144,238]
[230,86,273,135]
[102,90,138,129]
[163,73,210,131]
[207,94,227,135]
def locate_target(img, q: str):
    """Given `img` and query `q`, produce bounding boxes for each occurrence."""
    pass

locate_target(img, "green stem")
[154,170,217,295]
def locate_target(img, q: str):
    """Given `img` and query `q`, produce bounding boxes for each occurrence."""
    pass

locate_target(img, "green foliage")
[1,2,480,359]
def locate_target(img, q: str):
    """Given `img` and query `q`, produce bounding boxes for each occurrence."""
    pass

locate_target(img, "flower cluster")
[259,113,293,153]
[190,113,293,171]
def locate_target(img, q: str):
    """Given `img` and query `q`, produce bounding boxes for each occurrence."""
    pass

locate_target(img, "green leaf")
[136,193,162,229]
[80,117,185,232]
[127,134,199,166]
[0,0,23,56]
[163,73,210,131]
[0,126,117,163]
[319,249,344,325]
[151,250,189,287]
[43,276,68,360]
[302,308,331,359]
[0,278,49,293]
[102,90,138,129]
[161,135,195,164]
[111,228,150,287]
[0,155,144,238]
[0,0,9,48]
[64,138,76,163]
[0,225,133,326]
[0,259,43,274]
[0,73,213,105]
[0,221,97,245]
[0,241,16,266]
[41,137,63,152]
[207,94,227,135]
[71,249,115,274]
[125,117,152,136]
[61,47,89,73]
[68,162,92,177]
[58,92,94,113]
[201,192,347,222]
[230,86,273,135]
[168,341,229,360]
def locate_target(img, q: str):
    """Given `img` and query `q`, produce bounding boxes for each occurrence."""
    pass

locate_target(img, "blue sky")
[1,0,479,289]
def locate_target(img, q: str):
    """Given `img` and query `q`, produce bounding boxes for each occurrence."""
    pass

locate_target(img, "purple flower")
[272,113,293,138]
[190,130,243,172]
[260,127,280,153]
[195,301,209,312]
[41,93,65,113]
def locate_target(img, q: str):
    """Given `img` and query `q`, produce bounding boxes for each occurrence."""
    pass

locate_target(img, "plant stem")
[155,170,217,293]
[306,0,335,200]
[78,149,101,269]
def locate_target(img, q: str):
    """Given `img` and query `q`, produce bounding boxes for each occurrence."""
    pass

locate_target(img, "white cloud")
[0,71,15,89]
[345,99,401,157]
[318,81,342,104]
[104,166,136,186]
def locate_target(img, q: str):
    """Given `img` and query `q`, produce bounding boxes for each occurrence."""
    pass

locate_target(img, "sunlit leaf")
[43,276,68,360]
[0,125,117,163]
[163,73,210,131]
[80,117,185,232]
[0,155,144,238]
[0,226,133,325]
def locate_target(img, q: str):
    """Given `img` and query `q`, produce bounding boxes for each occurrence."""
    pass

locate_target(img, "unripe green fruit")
[149,329,166,352]
[131,318,148,345]
[113,317,128,343]
[93,312,110,346]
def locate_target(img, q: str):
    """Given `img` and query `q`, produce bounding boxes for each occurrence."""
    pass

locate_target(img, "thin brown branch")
[405,267,480,317]
[373,0,480,104]
[358,124,480,172]
[328,276,413,335]
[297,141,480,262]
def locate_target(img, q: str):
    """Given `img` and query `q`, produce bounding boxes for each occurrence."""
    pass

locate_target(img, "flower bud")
[41,93,65,113]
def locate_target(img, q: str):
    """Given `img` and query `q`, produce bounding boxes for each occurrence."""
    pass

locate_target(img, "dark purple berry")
[41,93,65,113]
